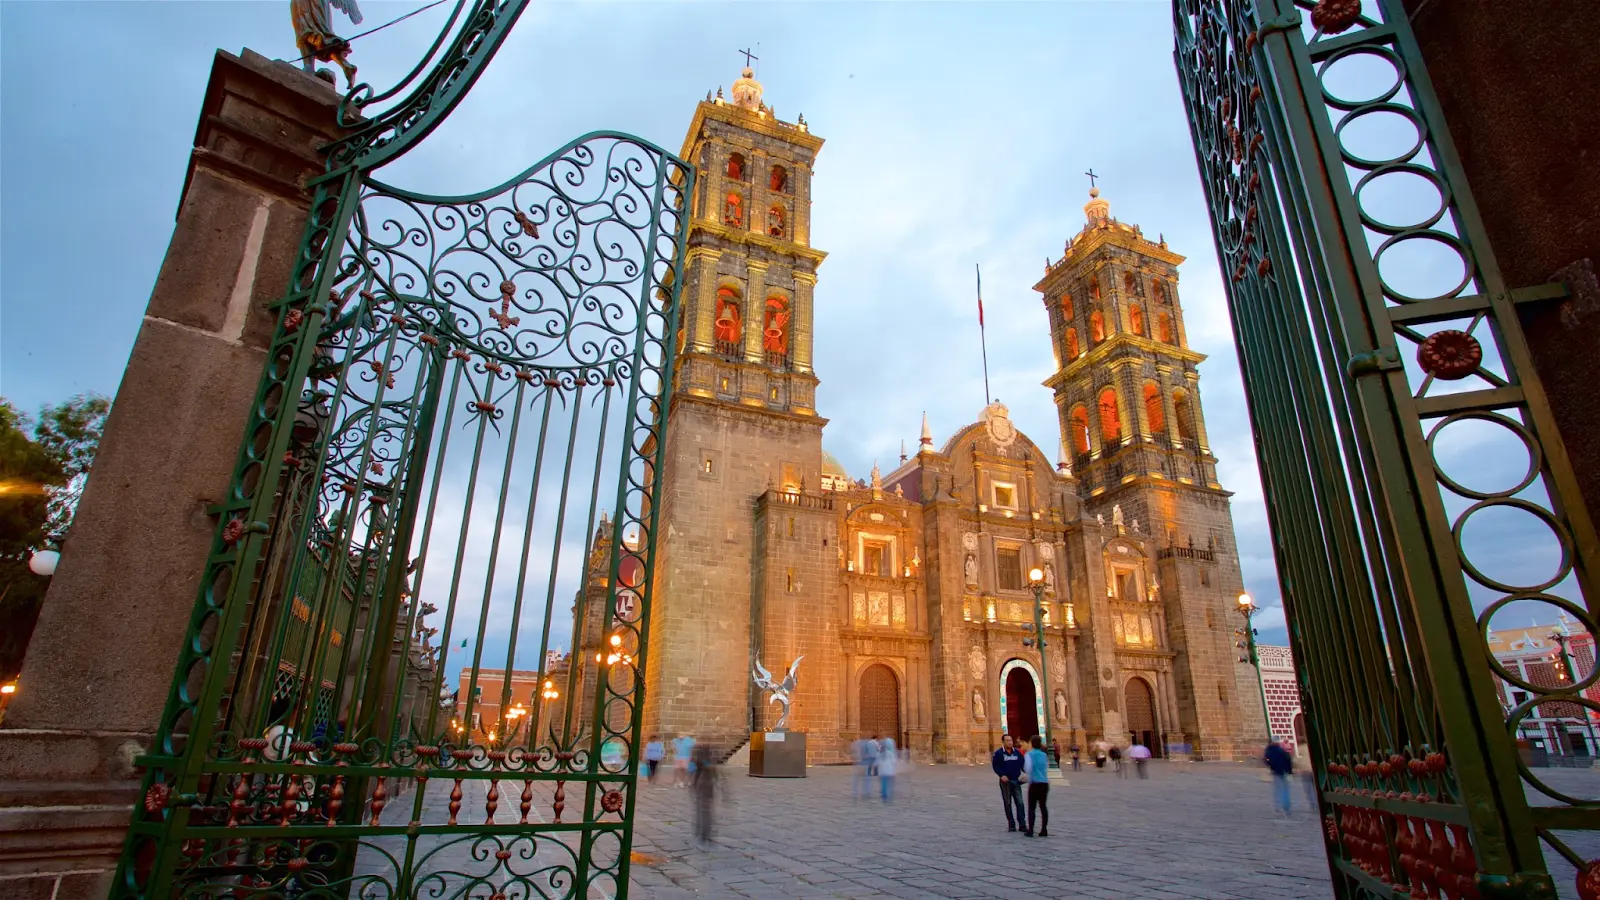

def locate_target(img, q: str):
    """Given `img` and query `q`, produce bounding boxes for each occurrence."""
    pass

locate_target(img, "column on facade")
[1065,638,1083,731]
[744,261,769,362]
[1115,362,1137,447]
[701,143,724,226]
[1124,359,1152,441]
[793,161,812,246]
[1084,383,1103,460]
[689,250,722,353]
[1161,669,1182,741]
[1170,285,1191,349]
[793,271,816,374]
[749,148,768,239]
[843,653,855,733]
[1156,364,1181,447]
[1184,371,1212,454]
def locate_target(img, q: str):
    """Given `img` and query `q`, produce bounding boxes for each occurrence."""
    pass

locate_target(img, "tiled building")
[1487,617,1599,760]
[1257,644,1307,758]
[568,66,1264,763]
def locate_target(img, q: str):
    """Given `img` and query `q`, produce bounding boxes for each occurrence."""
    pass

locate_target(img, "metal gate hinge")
[1256,9,1303,36]
[1346,347,1403,378]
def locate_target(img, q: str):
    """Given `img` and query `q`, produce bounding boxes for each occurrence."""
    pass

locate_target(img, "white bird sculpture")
[752,655,804,732]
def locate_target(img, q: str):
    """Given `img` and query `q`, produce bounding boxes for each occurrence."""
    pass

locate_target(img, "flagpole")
[977,263,992,406]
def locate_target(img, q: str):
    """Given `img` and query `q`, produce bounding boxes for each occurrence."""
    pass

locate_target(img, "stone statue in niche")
[1096,513,1105,526]
[964,553,978,585]
[1054,691,1068,722]
[1132,518,1141,533]
[1043,563,1056,593]
[1112,504,1125,528]
[973,690,986,721]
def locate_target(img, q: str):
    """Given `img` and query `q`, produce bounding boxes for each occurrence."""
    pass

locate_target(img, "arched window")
[724,192,743,226]
[768,205,785,238]
[1061,293,1074,319]
[1070,407,1090,454]
[769,165,787,192]
[1158,311,1174,344]
[1124,271,1142,297]
[714,287,742,357]
[1174,388,1196,441]
[727,152,745,181]
[1143,383,1165,435]
[763,296,791,368]
[1098,388,1121,444]
[1089,310,1105,343]
[1089,280,1101,301]
[1154,281,1169,304]
[1129,304,1145,337]
[1066,328,1079,360]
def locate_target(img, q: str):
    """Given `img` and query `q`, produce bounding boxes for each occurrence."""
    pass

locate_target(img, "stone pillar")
[688,248,721,353]
[793,271,817,374]
[0,50,344,900]
[1184,372,1212,454]
[1157,364,1182,447]
[744,261,769,363]
[793,160,813,246]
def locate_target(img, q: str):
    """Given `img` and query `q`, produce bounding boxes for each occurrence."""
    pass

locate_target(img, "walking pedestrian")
[1264,739,1294,817]
[1022,735,1051,837]
[1128,740,1152,779]
[672,733,695,787]
[644,734,665,783]
[1069,744,1082,772]
[991,734,1026,832]
[850,737,871,800]
[864,733,882,777]
[690,742,718,843]
[878,736,899,802]
[1093,739,1108,770]
[1110,744,1124,777]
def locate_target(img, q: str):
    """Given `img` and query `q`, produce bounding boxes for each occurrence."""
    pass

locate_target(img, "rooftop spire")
[1084,184,1110,225]
[731,64,763,112]
[919,411,934,452]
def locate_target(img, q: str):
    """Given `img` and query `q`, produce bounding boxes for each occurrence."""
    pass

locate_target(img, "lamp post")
[1549,630,1599,759]
[1236,593,1274,740]
[1023,566,1056,767]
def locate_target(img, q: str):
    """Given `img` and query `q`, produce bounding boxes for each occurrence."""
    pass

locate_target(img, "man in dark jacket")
[991,734,1026,832]
[1264,739,1294,817]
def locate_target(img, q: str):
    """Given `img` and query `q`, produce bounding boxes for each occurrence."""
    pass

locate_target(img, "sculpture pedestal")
[748,731,807,778]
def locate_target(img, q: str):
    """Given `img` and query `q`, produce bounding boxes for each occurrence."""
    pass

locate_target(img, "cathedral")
[575,66,1265,764]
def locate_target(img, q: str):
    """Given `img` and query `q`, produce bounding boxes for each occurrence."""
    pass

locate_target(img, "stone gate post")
[0,50,343,900]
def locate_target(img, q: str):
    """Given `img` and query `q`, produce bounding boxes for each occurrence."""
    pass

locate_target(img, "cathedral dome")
[821,449,850,480]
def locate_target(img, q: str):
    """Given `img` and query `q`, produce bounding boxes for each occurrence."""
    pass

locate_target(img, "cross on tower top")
[1085,168,1099,190]
[739,47,760,68]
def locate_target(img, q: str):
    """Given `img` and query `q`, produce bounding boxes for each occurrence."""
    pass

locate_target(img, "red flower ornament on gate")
[1417,330,1482,380]
[144,782,171,815]
[601,789,625,813]
[1579,860,1600,900]
[1311,0,1363,35]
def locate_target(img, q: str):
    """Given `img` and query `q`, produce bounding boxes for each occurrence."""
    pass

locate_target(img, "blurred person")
[850,737,871,800]
[644,734,665,783]
[1264,739,1295,817]
[1022,735,1051,837]
[1069,744,1082,772]
[1093,739,1108,770]
[672,733,695,787]
[991,734,1026,832]
[1110,744,1124,777]
[1128,740,1152,779]
[690,742,719,843]
[878,736,898,802]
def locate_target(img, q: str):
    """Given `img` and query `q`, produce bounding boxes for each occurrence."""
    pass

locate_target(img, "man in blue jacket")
[991,734,1026,832]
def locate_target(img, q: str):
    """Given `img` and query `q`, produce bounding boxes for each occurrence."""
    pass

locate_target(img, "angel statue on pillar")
[292,0,363,89]
[752,656,804,732]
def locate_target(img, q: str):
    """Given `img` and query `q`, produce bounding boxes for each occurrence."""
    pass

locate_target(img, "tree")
[0,393,109,682]
[34,393,110,535]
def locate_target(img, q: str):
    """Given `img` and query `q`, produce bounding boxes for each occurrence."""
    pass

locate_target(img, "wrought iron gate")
[1175,1,1598,897]
[113,3,693,896]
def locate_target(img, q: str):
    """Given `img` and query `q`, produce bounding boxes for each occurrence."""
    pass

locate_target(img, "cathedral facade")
[582,68,1265,763]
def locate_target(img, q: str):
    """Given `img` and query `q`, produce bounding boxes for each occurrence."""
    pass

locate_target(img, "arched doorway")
[1003,664,1041,743]
[1125,677,1160,756]
[859,664,900,743]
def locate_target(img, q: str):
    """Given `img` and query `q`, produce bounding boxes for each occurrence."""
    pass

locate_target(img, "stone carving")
[973,690,986,721]
[292,0,363,88]
[1132,518,1141,533]
[1051,653,1067,682]
[1054,691,1068,722]
[752,655,803,731]
[962,531,979,551]
[1037,541,1054,560]
[1043,563,1056,593]
[983,400,1017,447]
[969,646,986,680]
[1096,513,1105,526]
[1112,504,1125,528]
[731,66,763,111]
[964,553,978,585]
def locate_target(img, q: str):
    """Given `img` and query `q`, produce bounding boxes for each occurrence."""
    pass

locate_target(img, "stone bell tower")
[1035,185,1257,759]
[642,66,832,749]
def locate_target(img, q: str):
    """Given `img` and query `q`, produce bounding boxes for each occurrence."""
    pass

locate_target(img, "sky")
[2,1,1576,675]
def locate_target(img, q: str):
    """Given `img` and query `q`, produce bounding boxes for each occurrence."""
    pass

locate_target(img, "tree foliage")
[33,394,111,534]
[0,400,63,559]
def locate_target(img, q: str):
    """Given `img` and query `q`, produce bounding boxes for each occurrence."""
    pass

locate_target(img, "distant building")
[1487,616,1598,761]
[1256,644,1306,759]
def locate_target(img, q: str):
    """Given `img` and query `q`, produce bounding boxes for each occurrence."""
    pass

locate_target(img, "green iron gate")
[1175,0,1599,897]
[113,2,694,896]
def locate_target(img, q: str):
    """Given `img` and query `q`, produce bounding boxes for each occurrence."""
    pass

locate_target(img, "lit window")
[996,547,1023,591]
[702,457,714,475]
[786,569,795,593]
[864,541,889,577]
[992,482,1017,509]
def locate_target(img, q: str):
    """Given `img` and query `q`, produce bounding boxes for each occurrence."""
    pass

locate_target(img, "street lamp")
[1549,630,1598,759]
[1236,593,1274,740]
[1023,566,1056,767]
[28,545,59,577]
[504,703,527,746]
